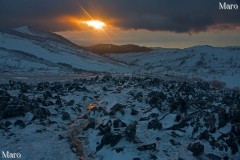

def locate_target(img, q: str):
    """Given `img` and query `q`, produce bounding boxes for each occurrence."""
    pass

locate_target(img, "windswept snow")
[0,27,133,73]
[106,46,240,88]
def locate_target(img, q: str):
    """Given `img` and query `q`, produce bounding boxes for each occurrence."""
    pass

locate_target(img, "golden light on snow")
[83,20,106,30]
[86,104,96,110]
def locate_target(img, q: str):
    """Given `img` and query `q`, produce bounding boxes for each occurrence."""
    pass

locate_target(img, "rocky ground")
[0,75,240,160]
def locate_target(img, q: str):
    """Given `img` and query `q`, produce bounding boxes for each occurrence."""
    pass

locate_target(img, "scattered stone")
[206,153,221,160]
[43,91,52,99]
[147,91,166,110]
[14,120,25,128]
[217,107,228,128]
[204,113,216,133]
[169,139,181,146]
[62,111,71,121]
[96,133,122,151]
[150,154,158,160]
[226,135,239,154]
[113,119,127,128]
[5,121,12,127]
[137,143,156,151]
[187,142,204,156]
[115,147,124,153]
[131,108,139,115]
[199,130,209,141]
[84,121,95,131]
[148,119,162,130]
[33,107,50,120]
[109,103,126,115]
[125,121,137,142]
[139,117,149,121]
[97,123,111,136]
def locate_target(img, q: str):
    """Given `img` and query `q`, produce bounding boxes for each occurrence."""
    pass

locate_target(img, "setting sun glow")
[83,20,106,30]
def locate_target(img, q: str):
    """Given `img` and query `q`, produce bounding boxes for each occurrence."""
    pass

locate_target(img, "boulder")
[62,111,71,121]
[137,143,156,151]
[147,119,162,130]
[14,120,26,128]
[109,103,126,116]
[125,121,137,142]
[33,107,51,120]
[96,133,122,151]
[187,142,204,156]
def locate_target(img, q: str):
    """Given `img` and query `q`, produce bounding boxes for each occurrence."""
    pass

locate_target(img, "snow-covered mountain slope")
[0,26,132,73]
[1,26,239,88]
[106,46,240,88]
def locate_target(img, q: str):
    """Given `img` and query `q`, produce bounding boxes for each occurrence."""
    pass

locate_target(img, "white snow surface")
[106,46,240,88]
[1,77,239,160]
[0,27,132,73]
[1,27,240,88]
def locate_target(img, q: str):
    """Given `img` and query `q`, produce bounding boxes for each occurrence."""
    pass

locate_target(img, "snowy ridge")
[106,45,240,88]
[0,27,133,73]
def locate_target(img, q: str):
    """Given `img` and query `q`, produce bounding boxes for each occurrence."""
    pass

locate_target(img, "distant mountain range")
[86,44,153,54]
[0,26,240,87]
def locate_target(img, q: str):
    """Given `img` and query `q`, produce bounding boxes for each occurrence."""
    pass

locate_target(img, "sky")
[0,0,240,48]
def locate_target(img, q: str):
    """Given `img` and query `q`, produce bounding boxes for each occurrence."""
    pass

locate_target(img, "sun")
[83,20,106,30]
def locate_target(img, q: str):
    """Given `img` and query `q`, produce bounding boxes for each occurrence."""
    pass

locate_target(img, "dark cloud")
[0,0,240,32]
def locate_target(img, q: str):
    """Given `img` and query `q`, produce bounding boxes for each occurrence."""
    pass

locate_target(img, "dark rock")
[156,137,161,141]
[109,103,126,116]
[137,143,156,151]
[147,91,166,110]
[14,120,25,128]
[150,154,158,160]
[232,124,240,137]
[133,92,143,101]
[62,111,71,121]
[204,113,216,133]
[96,133,122,151]
[33,107,51,120]
[165,120,189,131]
[231,108,240,124]
[113,119,127,128]
[133,158,141,160]
[226,134,239,155]
[5,121,12,127]
[199,130,209,141]
[97,122,111,136]
[125,121,137,142]
[169,97,188,113]
[50,82,63,92]
[43,91,52,99]
[0,90,11,102]
[131,108,139,115]
[178,82,194,94]
[206,153,221,160]
[169,139,181,146]
[55,96,63,107]
[187,142,204,156]
[139,117,149,121]
[147,119,162,130]
[42,101,54,106]
[149,113,159,118]
[223,156,229,160]
[115,147,124,153]
[1,105,27,119]
[175,114,181,122]
[217,107,228,128]
[84,121,95,131]
[66,100,75,106]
